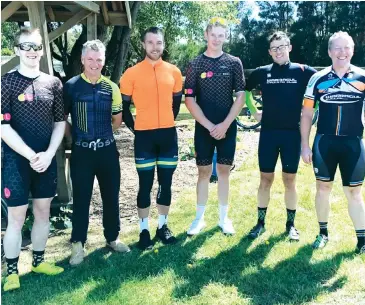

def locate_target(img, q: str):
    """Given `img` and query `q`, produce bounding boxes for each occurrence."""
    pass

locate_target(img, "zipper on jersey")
[93,84,96,139]
[335,105,342,135]
[153,66,160,128]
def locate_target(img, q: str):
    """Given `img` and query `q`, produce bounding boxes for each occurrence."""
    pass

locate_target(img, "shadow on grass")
[2,229,355,305]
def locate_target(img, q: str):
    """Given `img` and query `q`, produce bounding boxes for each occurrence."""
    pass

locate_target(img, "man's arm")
[173,93,182,119]
[185,97,215,131]
[121,97,135,133]
[112,113,122,130]
[1,125,36,160]
[300,106,314,164]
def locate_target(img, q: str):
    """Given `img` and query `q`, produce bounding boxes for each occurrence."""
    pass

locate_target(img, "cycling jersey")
[246,62,316,130]
[120,58,183,130]
[304,65,365,136]
[1,70,64,152]
[184,53,245,125]
[64,73,122,142]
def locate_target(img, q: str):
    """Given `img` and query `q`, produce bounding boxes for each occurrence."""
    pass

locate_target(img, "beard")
[146,50,162,61]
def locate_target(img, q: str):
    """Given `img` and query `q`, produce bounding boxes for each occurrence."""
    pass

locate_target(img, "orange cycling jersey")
[120,58,183,130]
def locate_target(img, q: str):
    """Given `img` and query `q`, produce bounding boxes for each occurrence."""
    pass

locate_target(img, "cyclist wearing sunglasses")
[1,27,65,292]
[245,31,316,241]
[185,18,245,236]
[64,40,130,266]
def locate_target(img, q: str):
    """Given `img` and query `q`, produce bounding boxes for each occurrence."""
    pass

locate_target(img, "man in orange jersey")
[120,27,183,250]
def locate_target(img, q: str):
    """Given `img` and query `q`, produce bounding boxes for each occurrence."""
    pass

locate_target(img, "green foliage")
[1,22,19,51]
[1,48,14,55]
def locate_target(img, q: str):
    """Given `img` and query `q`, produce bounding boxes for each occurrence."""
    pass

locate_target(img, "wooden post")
[26,1,53,75]
[87,13,97,40]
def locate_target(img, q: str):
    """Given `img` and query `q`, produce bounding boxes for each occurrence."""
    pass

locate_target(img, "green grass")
[2,130,365,305]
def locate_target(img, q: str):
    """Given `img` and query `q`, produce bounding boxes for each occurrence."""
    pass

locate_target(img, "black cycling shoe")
[248,222,266,239]
[156,225,177,245]
[138,229,153,250]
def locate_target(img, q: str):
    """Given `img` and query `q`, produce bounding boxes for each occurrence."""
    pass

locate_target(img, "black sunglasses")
[16,42,43,51]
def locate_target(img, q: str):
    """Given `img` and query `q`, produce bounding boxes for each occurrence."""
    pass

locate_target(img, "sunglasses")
[16,42,43,51]
[209,17,228,26]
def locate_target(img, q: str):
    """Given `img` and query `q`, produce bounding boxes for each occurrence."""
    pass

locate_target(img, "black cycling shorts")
[1,149,57,207]
[312,134,365,186]
[194,122,237,166]
[134,127,178,171]
[258,129,301,174]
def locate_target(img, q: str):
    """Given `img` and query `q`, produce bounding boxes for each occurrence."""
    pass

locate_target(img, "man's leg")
[249,130,279,239]
[69,147,95,265]
[282,173,299,240]
[31,198,63,275]
[187,124,214,235]
[3,205,28,291]
[96,144,129,253]
[155,127,179,244]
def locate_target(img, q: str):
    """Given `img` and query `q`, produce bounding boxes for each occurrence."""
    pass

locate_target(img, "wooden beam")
[101,1,109,25]
[46,6,56,22]
[27,1,53,75]
[111,1,118,11]
[1,56,20,77]
[1,1,23,22]
[73,1,99,14]
[107,12,128,26]
[124,1,132,28]
[49,9,92,42]
[87,13,97,40]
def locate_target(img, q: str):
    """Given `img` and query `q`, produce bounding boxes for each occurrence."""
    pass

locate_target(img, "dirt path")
[86,122,260,226]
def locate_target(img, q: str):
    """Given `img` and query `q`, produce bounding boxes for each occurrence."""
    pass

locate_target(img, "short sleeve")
[52,77,65,122]
[173,67,183,95]
[110,81,122,115]
[184,61,198,97]
[1,76,12,125]
[303,73,319,108]
[120,69,134,97]
[245,67,261,92]
[233,58,245,93]
[304,65,317,85]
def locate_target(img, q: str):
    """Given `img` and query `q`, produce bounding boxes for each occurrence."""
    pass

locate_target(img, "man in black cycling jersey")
[1,27,65,291]
[301,31,365,254]
[64,40,130,266]
[185,17,245,235]
[245,31,316,241]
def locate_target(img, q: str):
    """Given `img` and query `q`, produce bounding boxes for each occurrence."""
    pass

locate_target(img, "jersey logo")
[267,73,271,77]
[320,92,362,104]
[1,113,11,121]
[18,93,34,102]
[185,88,193,94]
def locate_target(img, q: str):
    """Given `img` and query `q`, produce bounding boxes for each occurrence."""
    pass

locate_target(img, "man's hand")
[30,151,54,173]
[301,146,313,164]
[253,111,262,122]
[210,122,228,140]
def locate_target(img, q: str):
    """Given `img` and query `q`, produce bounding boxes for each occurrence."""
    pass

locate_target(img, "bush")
[1,48,14,56]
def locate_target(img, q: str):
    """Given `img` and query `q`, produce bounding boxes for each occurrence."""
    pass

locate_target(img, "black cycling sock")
[32,250,45,267]
[286,209,296,227]
[6,257,19,275]
[355,229,365,248]
[258,207,267,225]
[319,222,328,236]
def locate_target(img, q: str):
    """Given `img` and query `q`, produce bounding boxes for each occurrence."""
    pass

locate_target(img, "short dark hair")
[141,27,164,42]
[14,27,42,46]
[268,31,290,45]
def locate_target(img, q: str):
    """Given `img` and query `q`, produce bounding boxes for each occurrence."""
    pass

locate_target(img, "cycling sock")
[195,204,206,220]
[158,215,168,229]
[319,222,328,236]
[219,204,228,223]
[139,217,149,232]
[6,257,19,275]
[286,209,296,227]
[258,207,267,225]
[32,250,45,267]
[355,229,365,248]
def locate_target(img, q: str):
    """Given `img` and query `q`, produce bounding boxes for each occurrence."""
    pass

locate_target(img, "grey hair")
[328,31,354,50]
[82,39,106,56]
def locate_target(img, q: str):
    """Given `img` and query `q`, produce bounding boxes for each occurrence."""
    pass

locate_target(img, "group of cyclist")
[1,17,364,292]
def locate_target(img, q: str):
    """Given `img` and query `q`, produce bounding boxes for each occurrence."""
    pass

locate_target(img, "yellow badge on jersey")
[18,94,25,102]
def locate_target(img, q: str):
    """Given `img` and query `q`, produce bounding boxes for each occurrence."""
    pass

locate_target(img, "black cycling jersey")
[184,53,245,125]
[246,62,316,131]
[304,65,365,137]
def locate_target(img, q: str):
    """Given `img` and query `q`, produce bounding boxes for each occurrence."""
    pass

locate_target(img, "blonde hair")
[15,27,42,45]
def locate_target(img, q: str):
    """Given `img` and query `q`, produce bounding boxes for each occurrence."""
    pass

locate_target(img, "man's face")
[15,33,43,69]
[81,50,105,78]
[328,37,354,69]
[142,32,164,61]
[268,39,292,65]
[204,26,227,52]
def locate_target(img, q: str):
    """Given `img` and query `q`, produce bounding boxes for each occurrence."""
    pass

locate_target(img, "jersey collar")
[143,57,163,67]
[273,61,290,69]
[81,73,103,84]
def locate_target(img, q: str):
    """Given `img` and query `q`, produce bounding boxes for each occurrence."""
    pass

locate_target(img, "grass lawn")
[2,122,365,305]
